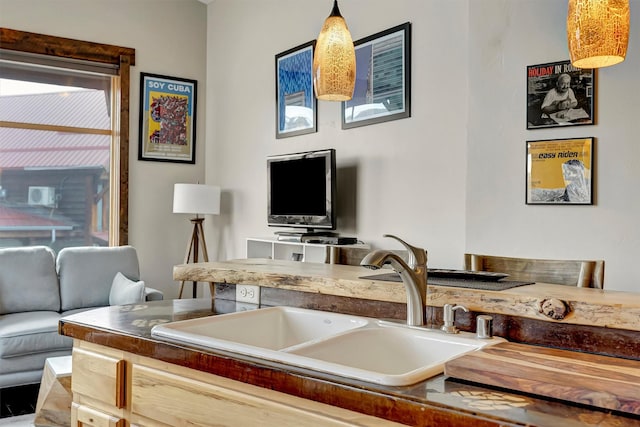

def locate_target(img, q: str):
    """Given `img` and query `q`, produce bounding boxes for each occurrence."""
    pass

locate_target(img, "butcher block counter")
[174,258,640,331]
[57,258,640,426]
[444,342,640,416]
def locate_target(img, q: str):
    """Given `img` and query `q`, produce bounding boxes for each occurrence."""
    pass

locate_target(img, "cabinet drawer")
[71,402,124,427]
[130,364,401,427]
[72,347,126,408]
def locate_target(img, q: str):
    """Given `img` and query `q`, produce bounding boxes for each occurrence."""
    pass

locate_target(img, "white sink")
[288,323,492,386]
[151,306,371,351]
[151,306,504,386]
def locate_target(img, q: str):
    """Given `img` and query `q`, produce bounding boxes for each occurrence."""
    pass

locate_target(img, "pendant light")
[567,0,629,69]
[313,0,356,101]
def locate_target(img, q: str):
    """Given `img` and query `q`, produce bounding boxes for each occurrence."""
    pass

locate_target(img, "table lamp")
[173,183,221,298]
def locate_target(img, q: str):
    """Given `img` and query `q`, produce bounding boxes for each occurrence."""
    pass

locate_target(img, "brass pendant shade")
[313,0,356,101]
[567,0,629,69]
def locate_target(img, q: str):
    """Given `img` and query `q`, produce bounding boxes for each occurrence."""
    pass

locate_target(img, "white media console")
[246,237,370,264]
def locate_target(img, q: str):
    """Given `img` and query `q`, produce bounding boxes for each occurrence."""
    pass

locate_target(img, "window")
[0,28,135,249]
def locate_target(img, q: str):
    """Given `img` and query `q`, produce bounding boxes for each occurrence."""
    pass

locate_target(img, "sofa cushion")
[60,307,102,317]
[0,311,72,358]
[109,272,145,306]
[0,246,60,315]
[58,246,140,311]
[0,350,71,385]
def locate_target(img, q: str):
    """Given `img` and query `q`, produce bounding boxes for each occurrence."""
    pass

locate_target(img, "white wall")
[206,0,640,293]
[1,0,208,298]
[206,0,469,272]
[466,1,640,292]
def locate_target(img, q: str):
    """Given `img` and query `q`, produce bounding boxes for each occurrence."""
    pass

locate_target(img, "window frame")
[0,28,135,245]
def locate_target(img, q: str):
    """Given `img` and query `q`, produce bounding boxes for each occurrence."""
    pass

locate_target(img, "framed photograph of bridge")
[342,22,411,129]
[275,40,317,139]
[138,73,197,164]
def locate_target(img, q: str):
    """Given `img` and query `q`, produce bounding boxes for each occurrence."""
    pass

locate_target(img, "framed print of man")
[526,60,594,130]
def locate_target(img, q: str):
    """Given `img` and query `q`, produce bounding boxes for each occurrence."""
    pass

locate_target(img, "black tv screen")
[267,149,336,231]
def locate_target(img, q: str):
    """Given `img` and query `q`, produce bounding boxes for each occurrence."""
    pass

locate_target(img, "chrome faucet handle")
[476,315,493,339]
[382,234,427,269]
[441,304,469,334]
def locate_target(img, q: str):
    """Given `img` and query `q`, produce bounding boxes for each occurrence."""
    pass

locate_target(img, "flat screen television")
[267,148,336,233]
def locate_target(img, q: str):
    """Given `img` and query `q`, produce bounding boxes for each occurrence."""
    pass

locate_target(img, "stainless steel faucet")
[441,303,469,334]
[360,234,427,326]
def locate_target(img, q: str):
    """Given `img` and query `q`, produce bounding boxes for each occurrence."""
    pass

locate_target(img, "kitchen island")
[60,294,640,425]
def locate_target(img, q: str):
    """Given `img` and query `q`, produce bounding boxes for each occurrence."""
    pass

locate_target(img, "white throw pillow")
[109,272,145,306]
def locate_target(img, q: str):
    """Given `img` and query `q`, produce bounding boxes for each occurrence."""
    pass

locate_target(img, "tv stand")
[246,237,369,263]
[274,230,336,242]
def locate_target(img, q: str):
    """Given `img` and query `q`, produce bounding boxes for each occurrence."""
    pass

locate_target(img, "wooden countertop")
[174,258,640,331]
[445,342,640,416]
[60,299,640,427]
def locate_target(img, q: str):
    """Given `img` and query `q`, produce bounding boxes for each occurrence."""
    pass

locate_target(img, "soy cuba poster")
[139,73,197,163]
[526,138,593,205]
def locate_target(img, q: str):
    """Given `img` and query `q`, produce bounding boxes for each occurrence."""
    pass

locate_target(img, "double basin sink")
[151,306,503,386]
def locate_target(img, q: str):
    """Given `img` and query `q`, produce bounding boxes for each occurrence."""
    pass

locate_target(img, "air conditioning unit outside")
[28,186,56,207]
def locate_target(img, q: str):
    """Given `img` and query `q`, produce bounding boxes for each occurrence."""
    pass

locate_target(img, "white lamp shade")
[173,183,221,215]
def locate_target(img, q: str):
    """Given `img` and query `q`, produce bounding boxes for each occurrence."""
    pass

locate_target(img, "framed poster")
[138,73,197,164]
[342,22,411,129]
[526,60,594,130]
[275,41,317,139]
[526,137,594,205]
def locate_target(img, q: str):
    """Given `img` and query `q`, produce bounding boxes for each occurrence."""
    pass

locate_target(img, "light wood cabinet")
[71,402,125,427]
[71,340,403,427]
[72,345,126,409]
[71,341,127,426]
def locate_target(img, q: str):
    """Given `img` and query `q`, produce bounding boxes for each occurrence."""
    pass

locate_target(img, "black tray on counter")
[360,269,508,282]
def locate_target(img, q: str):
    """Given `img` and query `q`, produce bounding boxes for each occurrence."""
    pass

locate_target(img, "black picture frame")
[138,73,197,164]
[342,22,411,130]
[526,60,595,130]
[275,40,317,139]
[526,137,594,205]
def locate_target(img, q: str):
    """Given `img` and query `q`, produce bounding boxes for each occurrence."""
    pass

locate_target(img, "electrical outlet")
[236,284,260,304]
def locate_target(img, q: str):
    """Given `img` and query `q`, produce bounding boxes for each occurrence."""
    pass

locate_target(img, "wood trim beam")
[118,55,130,246]
[1,28,135,66]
